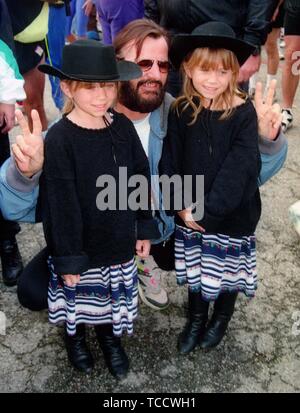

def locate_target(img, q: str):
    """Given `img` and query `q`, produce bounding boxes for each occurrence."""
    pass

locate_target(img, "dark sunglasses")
[136,59,171,73]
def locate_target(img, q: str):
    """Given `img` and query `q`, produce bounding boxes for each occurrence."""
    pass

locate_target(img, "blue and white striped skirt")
[48,257,138,337]
[175,225,257,301]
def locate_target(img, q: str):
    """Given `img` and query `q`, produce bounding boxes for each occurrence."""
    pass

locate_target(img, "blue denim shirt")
[148,93,175,244]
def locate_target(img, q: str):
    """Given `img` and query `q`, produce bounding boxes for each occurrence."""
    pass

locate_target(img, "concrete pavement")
[1,53,300,393]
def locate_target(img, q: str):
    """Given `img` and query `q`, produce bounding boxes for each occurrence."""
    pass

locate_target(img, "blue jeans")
[46,6,66,110]
[95,0,144,44]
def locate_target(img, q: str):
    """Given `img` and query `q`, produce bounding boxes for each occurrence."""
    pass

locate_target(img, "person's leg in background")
[281,6,300,132]
[75,0,89,39]
[65,0,77,42]
[95,1,112,44]
[17,247,49,311]
[23,59,48,131]
[14,40,48,132]
[46,4,67,110]
[0,131,23,287]
[264,3,285,98]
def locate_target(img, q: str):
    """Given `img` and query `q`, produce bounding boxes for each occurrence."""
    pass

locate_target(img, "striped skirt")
[48,257,138,337]
[175,225,257,301]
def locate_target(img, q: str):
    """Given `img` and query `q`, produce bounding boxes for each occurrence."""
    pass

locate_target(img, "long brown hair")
[174,47,246,124]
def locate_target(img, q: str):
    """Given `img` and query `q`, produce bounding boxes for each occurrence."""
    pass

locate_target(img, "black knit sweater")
[160,98,261,237]
[41,112,159,275]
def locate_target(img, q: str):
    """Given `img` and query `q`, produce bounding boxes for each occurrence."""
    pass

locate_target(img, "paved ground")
[1,53,300,393]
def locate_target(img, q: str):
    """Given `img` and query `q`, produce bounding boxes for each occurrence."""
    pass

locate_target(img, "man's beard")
[118,79,166,113]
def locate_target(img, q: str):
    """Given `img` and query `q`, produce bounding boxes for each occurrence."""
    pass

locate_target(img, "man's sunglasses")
[136,59,171,73]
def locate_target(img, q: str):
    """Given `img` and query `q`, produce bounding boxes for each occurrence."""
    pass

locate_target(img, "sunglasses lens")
[158,61,171,72]
[137,60,153,71]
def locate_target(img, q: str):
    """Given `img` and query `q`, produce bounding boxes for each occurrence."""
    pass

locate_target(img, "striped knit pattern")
[48,257,138,337]
[175,225,257,301]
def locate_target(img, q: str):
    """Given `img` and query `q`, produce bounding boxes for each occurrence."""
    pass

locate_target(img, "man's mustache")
[137,79,163,89]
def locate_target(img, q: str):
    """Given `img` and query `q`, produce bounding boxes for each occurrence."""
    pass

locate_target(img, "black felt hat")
[170,21,256,69]
[39,39,142,81]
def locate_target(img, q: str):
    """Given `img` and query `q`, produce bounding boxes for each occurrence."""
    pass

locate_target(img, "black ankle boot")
[64,324,94,374]
[178,290,209,355]
[0,238,23,286]
[199,292,238,349]
[95,324,129,380]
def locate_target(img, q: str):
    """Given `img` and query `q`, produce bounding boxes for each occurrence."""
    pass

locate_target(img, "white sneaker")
[137,259,169,310]
[281,109,293,133]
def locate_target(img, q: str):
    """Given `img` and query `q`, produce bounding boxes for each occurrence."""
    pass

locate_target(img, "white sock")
[249,73,258,90]
[266,74,277,90]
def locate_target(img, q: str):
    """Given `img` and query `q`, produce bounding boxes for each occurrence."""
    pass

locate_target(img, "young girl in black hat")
[161,22,262,354]
[38,39,159,379]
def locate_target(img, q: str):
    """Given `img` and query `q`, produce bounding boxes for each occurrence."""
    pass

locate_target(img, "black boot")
[177,290,209,355]
[95,324,129,380]
[0,238,23,286]
[64,324,94,374]
[199,292,238,349]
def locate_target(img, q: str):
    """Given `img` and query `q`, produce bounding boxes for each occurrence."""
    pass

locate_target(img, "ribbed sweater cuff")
[137,219,160,240]
[259,129,286,155]
[6,158,41,192]
[51,254,90,275]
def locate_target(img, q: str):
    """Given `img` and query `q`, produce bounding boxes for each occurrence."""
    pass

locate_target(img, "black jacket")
[0,0,14,50]
[160,99,261,237]
[145,0,275,46]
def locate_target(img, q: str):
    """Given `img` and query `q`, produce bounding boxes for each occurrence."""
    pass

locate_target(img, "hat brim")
[171,35,256,69]
[38,60,142,82]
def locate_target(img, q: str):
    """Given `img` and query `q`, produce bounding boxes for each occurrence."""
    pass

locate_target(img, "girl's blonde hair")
[174,48,246,124]
[61,80,118,114]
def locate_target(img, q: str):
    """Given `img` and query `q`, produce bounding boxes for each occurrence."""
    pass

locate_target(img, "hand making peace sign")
[254,79,282,141]
[11,109,44,178]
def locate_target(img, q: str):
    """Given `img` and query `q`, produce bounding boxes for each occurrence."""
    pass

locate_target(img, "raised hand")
[254,79,282,140]
[83,0,93,16]
[11,109,44,177]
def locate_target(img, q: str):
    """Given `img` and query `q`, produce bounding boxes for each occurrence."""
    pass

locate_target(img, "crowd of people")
[0,0,297,380]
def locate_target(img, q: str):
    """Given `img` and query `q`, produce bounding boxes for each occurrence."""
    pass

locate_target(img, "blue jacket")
[148,92,175,244]
[0,158,39,222]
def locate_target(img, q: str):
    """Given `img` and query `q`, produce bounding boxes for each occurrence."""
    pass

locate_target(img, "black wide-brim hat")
[39,39,142,82]
[170,21,256,69]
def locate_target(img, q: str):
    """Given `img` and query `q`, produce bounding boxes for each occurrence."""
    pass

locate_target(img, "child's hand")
[12,109,44,177]
[254,80,282,140]
[136,240,151,258]
[62,274,80,287]
[178,208,205,232]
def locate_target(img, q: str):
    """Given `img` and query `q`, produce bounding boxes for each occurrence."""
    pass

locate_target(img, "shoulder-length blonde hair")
[174,47,246,124]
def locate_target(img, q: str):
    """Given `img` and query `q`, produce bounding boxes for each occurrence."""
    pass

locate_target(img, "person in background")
[4,0,50,131]
[65,0,89,41]
[0,0,26,287]
[281,0,300,132]
[84,0,144,45]
[264,1,285,96]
